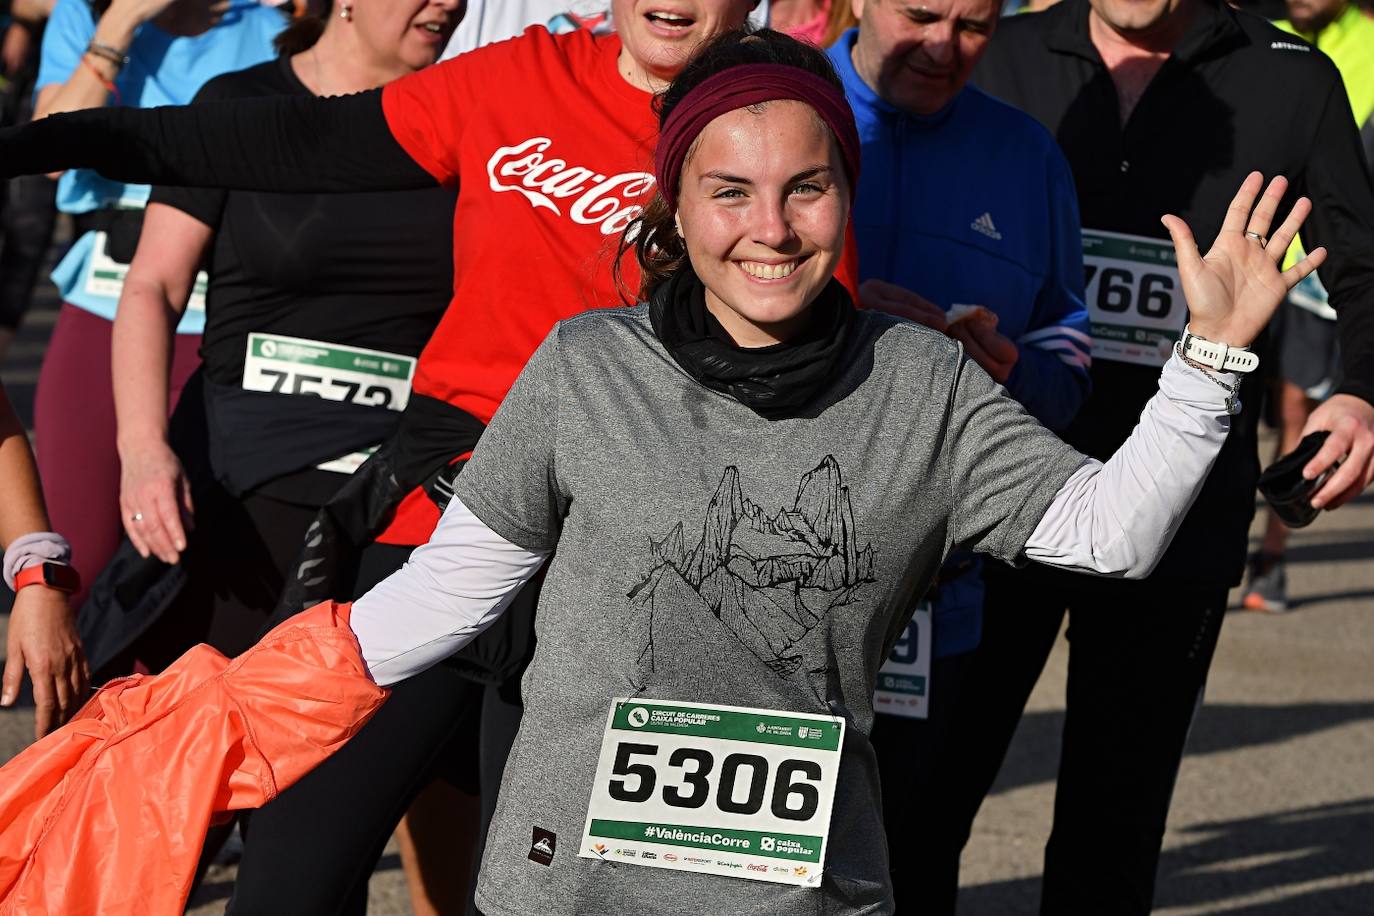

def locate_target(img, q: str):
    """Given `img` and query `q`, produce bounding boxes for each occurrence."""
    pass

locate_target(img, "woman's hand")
[2,584,89,740]
[119,438,193,565]
[860,280,1019,380]
[948,318,1019,384]
[1162,172,1326,348]
[1,21,33,76]
[859,278,949,332]
[31,0,182,123]
[93,0,184,49]
[108,0,182,24]
[1302,394,1374,510]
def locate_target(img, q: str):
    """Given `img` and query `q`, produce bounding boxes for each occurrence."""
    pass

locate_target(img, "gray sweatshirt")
[351,305,1235,915]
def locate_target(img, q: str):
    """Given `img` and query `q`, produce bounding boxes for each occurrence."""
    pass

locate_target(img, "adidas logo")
[971,212,1003,240]
[532,838,554,856]
[1271,40,1309,52]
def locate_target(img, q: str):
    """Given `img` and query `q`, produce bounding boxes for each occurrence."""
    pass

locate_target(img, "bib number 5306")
[582,699,843,885]
[608,742,822,821]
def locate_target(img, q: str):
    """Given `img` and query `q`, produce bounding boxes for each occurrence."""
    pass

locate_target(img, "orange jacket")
[0,601,387,916]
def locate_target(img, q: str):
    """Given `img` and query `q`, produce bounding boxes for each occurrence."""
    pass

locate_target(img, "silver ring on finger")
[1244,230,1267,245]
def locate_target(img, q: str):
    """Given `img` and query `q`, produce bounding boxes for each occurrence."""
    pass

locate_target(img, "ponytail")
[275,0,330,55]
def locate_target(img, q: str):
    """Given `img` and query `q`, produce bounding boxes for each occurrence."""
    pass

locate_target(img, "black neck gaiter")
[648,266,855,420]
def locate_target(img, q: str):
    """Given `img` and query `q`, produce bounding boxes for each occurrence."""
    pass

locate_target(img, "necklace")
[310,48,330,97]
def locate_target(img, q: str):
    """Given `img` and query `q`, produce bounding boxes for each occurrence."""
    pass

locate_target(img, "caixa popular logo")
[487,137,655,236]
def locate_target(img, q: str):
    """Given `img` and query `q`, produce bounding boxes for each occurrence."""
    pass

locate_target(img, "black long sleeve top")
[975,0,1374,584]
[1,87,435,191]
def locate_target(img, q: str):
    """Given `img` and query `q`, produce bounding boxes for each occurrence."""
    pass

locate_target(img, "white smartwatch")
[1179,325,1260,373]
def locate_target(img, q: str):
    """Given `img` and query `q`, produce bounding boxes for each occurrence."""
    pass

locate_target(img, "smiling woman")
[332,33,1313,914]
[623,35,858,347]
[615,0,763,87]
[662,101,846,346]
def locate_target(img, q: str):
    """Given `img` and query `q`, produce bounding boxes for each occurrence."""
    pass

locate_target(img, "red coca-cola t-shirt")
[379,27,857,545]
[378,27,655,543]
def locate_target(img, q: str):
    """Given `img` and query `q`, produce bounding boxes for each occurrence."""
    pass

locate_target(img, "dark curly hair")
[274,1,330,56]
[615,28,847,303]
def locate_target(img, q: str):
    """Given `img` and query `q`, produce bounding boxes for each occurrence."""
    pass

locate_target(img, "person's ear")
[674,212,684,236]
[852,0,866,18]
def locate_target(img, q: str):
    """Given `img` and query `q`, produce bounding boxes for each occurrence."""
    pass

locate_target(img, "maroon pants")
[33,302,201,610]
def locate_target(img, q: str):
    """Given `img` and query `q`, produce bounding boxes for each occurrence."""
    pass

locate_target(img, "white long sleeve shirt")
[353,349,1234,686]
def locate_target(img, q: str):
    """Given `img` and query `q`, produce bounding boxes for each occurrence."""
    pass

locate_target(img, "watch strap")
[1180,326,1260,373]
[14,562,80,594]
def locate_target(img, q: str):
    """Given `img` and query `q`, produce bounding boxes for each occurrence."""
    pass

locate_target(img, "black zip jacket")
[975,0,1374,586]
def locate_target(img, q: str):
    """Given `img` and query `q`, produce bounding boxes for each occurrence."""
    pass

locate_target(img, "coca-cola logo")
[487,137,655,237]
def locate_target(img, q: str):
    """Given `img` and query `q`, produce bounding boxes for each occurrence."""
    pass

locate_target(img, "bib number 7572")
[242,333,416,411]
[580,699,844,886]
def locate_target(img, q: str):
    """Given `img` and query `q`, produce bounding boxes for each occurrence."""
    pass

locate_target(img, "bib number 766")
[1084,265,1175,318]
[608,742,822,822]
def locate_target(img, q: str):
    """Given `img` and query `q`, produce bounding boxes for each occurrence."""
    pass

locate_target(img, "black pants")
[869,650,975,914]
[226,541,527,916]
[148,487,329,667]
[879,562,1227,916]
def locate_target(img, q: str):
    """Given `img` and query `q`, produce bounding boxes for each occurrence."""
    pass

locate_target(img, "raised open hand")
[1161,172,1326,348]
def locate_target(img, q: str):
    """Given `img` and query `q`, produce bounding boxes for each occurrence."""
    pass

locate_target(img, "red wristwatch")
[14,562,80,595]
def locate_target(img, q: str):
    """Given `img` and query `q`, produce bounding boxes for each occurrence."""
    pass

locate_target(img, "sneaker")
[1242,552,1289,613]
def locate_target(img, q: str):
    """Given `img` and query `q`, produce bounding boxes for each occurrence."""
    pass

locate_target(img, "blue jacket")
[830,31,1091,657]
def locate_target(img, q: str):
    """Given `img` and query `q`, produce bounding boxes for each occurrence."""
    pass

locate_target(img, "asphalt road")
[2,268,1371,914]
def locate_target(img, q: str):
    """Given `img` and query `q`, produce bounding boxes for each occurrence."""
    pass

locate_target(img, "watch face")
[40,563,79,593]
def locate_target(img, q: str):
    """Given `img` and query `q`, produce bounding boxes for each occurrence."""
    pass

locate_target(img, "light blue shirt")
[36,0,284,330]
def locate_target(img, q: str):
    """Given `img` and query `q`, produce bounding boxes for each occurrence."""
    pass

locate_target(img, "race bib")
[315,445,378,476]
[873,603,932,720]
[243,333,415,412]
[580,698,845,887]
[83,231,207,312]
[1082,229,1184,367]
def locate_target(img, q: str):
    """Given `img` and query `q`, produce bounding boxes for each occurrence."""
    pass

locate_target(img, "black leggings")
[130,483,331,671]
[225,542,527,916]
[868,649,976,914]
[878,562,1226,916]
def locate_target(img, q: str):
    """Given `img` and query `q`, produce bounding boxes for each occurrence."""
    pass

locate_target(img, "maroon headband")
[653,63,861,210]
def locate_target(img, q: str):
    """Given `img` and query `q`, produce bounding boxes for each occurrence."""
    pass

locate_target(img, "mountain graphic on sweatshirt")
[629,456,876,677]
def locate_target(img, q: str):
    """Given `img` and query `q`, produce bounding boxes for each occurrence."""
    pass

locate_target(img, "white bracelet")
[1174,342,1243,414]
[1179,325,1260,373]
